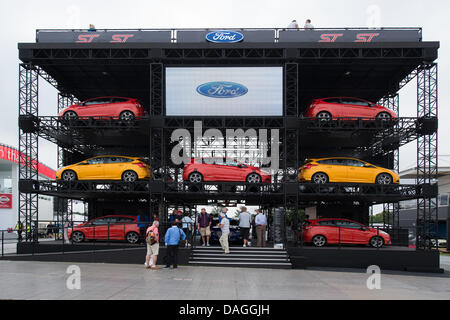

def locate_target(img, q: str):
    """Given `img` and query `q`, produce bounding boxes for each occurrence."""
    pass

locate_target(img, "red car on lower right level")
[301,218,391,248]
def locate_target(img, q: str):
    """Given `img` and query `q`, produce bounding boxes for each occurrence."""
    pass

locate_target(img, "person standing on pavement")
[164,221,186,269]
[238,206,251,247]
[197,208,212,246]
[145,221,161,269]
[218,211,230,254]
[255,209,267,247]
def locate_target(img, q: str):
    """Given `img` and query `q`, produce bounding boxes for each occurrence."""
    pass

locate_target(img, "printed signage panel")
[205,30,244,43]
[0,194,12,209]
[165,67,283,116]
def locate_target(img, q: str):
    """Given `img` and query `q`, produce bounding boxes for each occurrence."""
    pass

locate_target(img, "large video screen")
[165,67,283,116]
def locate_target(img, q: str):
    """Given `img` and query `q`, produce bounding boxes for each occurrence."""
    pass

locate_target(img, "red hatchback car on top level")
[58,97,146,120]
[67,215,141,244]
[301,218,391,248]
[183,158,271,183]
[303,97,397,121]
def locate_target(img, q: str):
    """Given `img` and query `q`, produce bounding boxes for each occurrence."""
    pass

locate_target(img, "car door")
[110,97,129,117]
[347,222,371,244]
[346,159,367,182]
[224,159,246,181]
[352,159,378,183]
[322,98,342,117]
[89,98,113,117]
[316,220,339,244]
[90,217,109,240]
[209,158,229,181]
[328,159,348,182]
[115,216,135,240]
[76,157,105,180]
[101,156,130,180]
[341,98,372,118]
[105,216,122,240]
[334,220,355,244]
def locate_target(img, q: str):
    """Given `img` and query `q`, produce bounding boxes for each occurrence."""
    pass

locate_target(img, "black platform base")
[3,241,191,266]
[1,241,443,273]
[287,246,443,273]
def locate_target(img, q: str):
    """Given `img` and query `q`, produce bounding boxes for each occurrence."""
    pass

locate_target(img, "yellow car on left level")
[56,156,151,182]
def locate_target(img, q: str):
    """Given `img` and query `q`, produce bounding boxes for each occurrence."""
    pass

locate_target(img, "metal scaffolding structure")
[16,32,439,252]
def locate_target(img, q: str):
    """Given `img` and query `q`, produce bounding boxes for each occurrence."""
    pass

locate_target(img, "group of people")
[142,207,268,269]
[195,206,267,254]
[287,19,314,29]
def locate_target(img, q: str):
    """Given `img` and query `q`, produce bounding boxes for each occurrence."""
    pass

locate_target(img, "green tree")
[369,211,393,224]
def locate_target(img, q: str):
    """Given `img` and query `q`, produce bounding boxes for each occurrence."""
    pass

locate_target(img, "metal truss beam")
[18,63,39,241]
[416,63,438,250]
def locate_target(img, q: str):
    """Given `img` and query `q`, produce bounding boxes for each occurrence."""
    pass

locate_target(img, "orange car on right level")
[298,157,399,184]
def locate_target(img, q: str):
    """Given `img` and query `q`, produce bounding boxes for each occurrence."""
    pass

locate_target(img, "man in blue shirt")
[164,221,186,269]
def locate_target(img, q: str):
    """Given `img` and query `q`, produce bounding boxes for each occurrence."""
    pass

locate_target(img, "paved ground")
[0,260,449,300]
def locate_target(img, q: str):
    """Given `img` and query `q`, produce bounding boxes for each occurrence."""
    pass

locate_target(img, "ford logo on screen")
[205,30,244,43]
[196,81,248,98]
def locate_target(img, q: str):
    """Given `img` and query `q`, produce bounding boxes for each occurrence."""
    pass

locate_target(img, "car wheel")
[246,173,261,183]
[71,231,85,243]
[370,236,384,248]
[119,110,135,121]
[311,172,329,184]
[312,235,327,247]
[376,112,392,121]
[122,170,138,182]
[63,111,78,120]
[61,170,77,181]
[376,173,392,184]
[316,111,332,121]
[125,231,140,244]
[188,172,203,183]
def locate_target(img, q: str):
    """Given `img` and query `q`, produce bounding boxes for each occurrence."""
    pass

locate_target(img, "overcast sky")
[0,0,448,172]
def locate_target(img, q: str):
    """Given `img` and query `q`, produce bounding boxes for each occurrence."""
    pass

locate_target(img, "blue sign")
[205,30,244,43]
[196,81,248,98]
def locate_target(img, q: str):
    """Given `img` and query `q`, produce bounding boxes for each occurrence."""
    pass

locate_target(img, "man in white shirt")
[304,19,314,29]
[218,211,230,254]
[238,206,251,247]
[254,209,267,247]
[287,20,298,29]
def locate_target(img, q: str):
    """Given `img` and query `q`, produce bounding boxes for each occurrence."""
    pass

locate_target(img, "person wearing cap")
[218,211,230,254]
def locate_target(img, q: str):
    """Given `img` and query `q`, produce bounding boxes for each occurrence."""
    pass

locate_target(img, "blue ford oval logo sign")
[205,30,244,43]
[196,81,248,98]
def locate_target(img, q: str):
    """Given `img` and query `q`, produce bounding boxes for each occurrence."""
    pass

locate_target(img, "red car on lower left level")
[67,215,141,244]
[59,96,146,120]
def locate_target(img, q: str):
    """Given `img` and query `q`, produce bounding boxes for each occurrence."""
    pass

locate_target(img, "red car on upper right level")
[303,97,397,121]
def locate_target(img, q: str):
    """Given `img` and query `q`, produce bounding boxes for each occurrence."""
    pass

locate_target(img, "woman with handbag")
[145,221,161,270]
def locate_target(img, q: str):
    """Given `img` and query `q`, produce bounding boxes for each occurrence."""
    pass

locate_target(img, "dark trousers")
[166,245,179,267]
